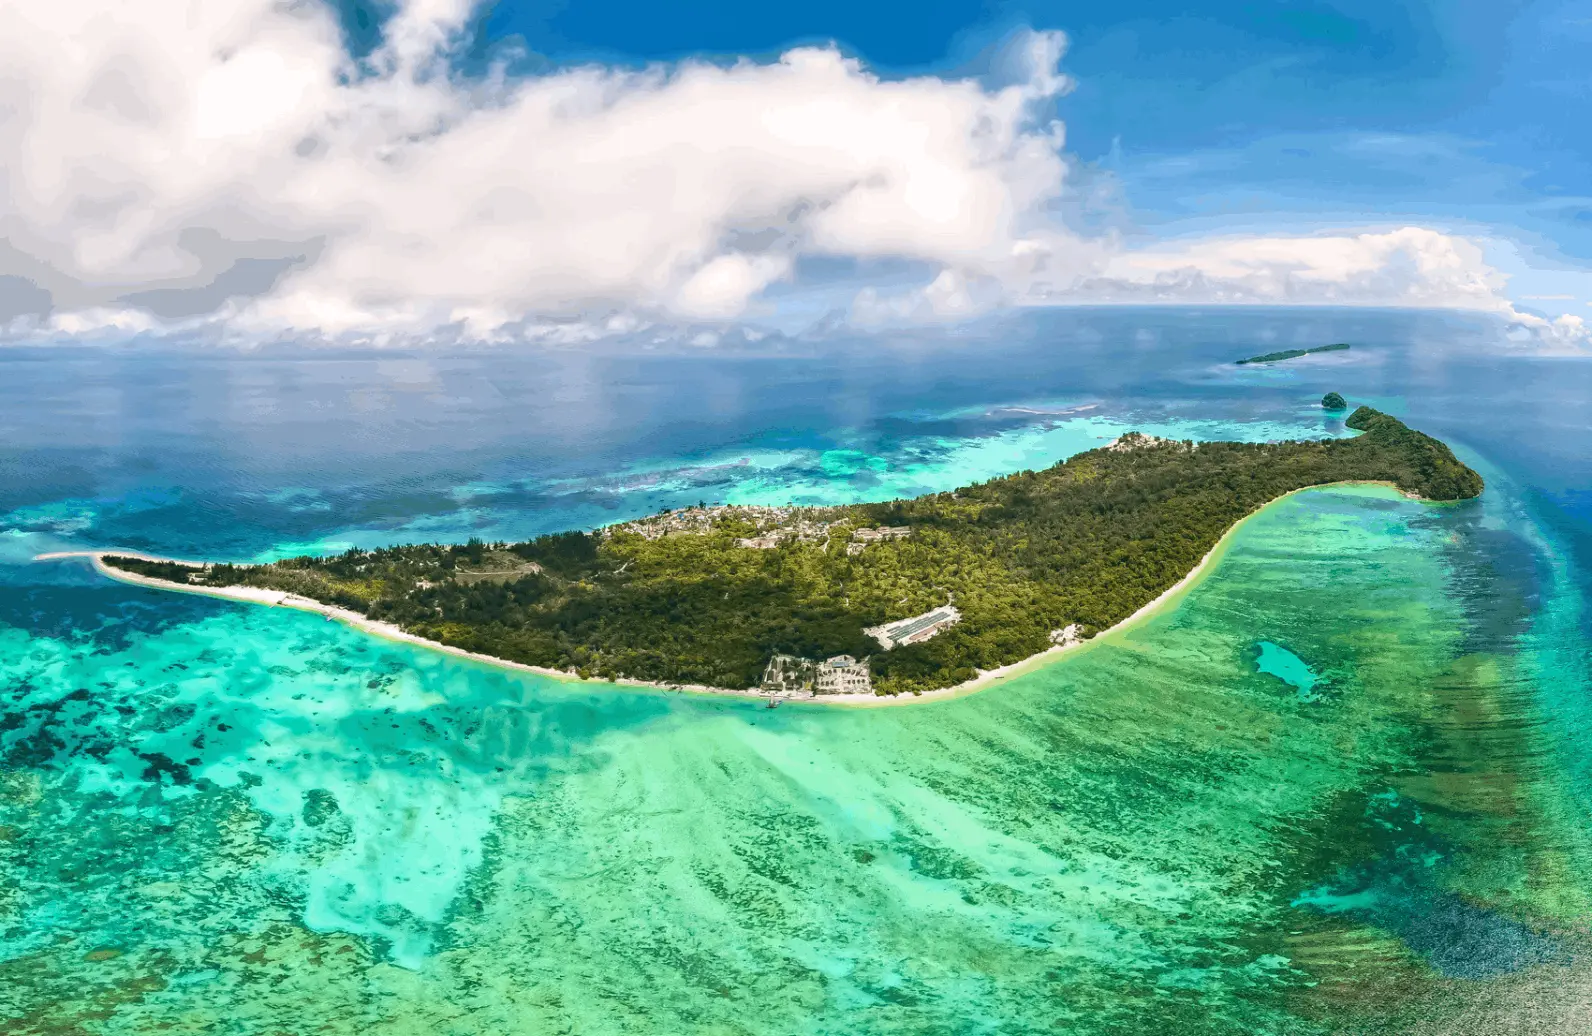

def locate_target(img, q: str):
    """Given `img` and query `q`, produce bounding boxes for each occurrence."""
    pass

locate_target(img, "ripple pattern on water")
[6,484,1589,1033]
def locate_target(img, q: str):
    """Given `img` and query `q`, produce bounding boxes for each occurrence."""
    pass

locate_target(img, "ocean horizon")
[5,306,1592,1033]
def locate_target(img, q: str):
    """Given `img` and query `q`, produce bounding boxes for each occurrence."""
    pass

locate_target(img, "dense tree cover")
[102,558,201,583]
[104,408,1481,696]
[1321,391,1348,410]
[1236,343,1351,365]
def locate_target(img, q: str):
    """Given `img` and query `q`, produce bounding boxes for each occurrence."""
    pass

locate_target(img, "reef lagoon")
[5,307,1592,1034]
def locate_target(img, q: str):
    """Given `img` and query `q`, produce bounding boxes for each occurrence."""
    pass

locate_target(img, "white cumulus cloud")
[2,3,1584,350]
[0,0,1074,339]
[1079,227,1509,309]
[853,225,1590,347]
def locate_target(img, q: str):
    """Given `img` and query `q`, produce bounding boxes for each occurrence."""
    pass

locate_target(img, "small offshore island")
[79,407,1480,700]
[1236,342,1351,364]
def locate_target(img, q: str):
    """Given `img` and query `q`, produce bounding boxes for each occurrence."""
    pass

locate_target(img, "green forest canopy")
[104,407,1481,696]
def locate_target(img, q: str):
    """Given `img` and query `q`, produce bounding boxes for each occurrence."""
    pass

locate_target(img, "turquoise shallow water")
[1254,641,1322,700]
[6,480,1589,1033]
[6,311,1592,1032]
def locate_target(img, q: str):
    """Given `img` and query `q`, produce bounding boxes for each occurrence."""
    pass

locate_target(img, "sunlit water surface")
[4,308,1592,1034]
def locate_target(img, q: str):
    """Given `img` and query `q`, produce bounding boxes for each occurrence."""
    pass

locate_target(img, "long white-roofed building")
[865,605,962,650]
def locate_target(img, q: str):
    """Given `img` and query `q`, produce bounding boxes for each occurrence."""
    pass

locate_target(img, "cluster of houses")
[761,653,873,696]
[1104,432,1191,453]
[744,523,912,552]
[611,503,825,540]
[609,504,916,557]
[612,504,744,540]
[735,518,833,549]
[844,526,910,555]
[616,504,982,698]
[760,601,966,697]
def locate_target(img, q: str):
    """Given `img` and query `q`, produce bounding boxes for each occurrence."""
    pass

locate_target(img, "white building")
[1049,624,1082,647]
[814,655,872,694]
[865,605,962,650]
[761,654,817,694]
[851,526,911,544]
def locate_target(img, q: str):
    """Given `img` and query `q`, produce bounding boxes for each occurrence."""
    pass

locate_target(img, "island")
[1236,343,1351,365]
[1322,391,1348,410]
[73,408,1480,700]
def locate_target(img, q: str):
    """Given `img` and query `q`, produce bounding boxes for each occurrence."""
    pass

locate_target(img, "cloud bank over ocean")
[1,0,1584,346]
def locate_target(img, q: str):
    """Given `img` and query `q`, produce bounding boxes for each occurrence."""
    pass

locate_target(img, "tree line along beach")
[49,406,1482,702]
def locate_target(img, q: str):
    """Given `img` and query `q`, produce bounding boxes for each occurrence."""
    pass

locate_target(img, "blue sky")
[2,0,1588,345]
[481,0,1586,194]
[473,0,1592,311]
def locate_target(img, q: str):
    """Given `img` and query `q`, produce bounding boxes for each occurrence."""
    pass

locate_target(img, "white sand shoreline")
[33,480,1419,709]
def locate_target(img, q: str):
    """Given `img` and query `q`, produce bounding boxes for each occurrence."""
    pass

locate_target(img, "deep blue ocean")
[5,306,1589,563]
[4,306,1592,1033]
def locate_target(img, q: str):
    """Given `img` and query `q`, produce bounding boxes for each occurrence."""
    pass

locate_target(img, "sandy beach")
[34,480,1418,709]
